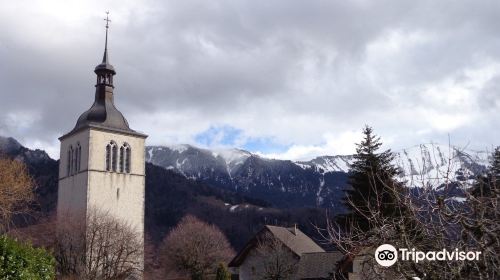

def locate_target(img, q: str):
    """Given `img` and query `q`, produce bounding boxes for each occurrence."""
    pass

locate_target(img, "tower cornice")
[60,123,147,142]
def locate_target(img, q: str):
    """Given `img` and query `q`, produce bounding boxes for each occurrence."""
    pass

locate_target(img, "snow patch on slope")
[296,155,353,173]
[316,177,325,205]
[169,144,189,154]
[214,148,251,167]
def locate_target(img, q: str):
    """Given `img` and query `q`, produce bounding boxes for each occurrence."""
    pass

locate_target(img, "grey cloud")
[0,0,498,158]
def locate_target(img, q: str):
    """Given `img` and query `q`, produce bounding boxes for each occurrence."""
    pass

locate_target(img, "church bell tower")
[57,13,147,276]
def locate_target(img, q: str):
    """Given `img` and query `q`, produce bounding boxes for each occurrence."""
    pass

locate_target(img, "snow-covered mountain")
[299,143,490,186]
[296,155,353,173]
[146,143,491,209]
[146,145,251,179]
[146,145,348,210]
[393,143,489,188]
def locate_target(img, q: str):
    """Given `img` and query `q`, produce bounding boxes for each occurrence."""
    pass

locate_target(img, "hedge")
[0,235,55,279]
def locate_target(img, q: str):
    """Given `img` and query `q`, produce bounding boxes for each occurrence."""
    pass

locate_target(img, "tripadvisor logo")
[375,244,398,267]
[374,244,482,267]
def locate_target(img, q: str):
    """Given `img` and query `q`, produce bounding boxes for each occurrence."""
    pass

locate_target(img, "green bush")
[0,235,55,280]
[215,262,231,280]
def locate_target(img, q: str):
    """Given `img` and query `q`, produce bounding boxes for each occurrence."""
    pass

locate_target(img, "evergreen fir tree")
[215,262,231,280]
[490,146,500,180]
[472,146,500,197]
[339,126,403,231]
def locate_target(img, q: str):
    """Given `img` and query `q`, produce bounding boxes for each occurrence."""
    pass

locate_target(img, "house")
[229,225,343,280]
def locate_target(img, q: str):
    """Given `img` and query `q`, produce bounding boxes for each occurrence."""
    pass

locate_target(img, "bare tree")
[160,215,235,279]
[54,208,143,280]
[323,145,500,279]
[252,232,299,280]
[0,156,35,233]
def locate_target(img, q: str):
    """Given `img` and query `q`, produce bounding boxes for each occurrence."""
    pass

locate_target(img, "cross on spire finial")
[104,11,111,29]
[102,11,111,63]
[104,12,111,51]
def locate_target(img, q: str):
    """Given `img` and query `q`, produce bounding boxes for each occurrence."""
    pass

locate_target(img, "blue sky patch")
[195,125,290,154]
[195,125,243,147]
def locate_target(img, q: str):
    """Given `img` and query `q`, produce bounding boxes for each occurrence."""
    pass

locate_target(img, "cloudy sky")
[0,0,498,160]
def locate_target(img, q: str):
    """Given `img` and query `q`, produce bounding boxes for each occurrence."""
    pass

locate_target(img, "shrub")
[54,208,143,280]
[215,262,231,280]
[160,215,235,279]
[0,157,35,233]
[0,235,55,280]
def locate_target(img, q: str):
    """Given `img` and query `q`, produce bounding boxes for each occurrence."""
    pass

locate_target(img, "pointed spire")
[102,11,111,63]
[95,11,115,81]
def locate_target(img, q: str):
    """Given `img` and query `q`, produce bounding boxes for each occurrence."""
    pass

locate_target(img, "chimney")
[293,223,298,235]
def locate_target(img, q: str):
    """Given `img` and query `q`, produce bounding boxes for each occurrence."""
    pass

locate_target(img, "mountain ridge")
[2,135,491,211]
[146,143,490,209]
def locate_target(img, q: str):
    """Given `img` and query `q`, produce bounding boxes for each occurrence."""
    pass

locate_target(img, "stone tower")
[57,15,147,277]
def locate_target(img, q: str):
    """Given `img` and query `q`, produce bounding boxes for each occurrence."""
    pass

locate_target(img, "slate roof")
[229,225,325,267]
[265,225,325,256]
[69,92,138,135]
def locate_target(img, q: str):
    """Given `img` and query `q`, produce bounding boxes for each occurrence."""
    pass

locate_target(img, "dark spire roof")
[60,13,146,140]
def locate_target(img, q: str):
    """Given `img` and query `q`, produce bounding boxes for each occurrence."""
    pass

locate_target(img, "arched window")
[77,144,82,171]
[69,146,74,175]
[67,147,72,176]
[119,143,131,174]
[74,143,81,173]
[125,144,131,173]
[106,141,119,172]
[111,143,118,172]
[106,144,111,171]
[73,147,77,174]
[119,146,124,172]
